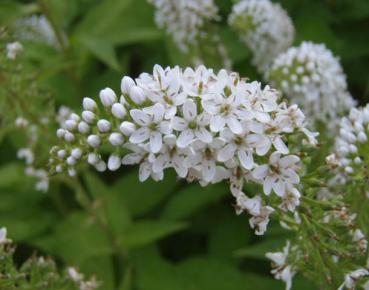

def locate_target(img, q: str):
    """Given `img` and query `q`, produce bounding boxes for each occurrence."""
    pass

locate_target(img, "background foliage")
[0,0,368,289]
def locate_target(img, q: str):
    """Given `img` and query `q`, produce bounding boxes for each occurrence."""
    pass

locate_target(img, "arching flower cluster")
[49,65,317,235]
[265,42,355,126]
[12,15,63,49]
[148,0,219,52]
[228,0,294,72]
[332,104,369,184]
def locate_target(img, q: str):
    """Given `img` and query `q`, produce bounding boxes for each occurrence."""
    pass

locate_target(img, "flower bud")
[64,132,75,142]
[111,103,127,119]
[97,119,111,133]
[358,132,367,143]
[68,168,77,176]
[55,165,63,173]
[78,121,90,134]
[109,133,124,146]
[15,117,28,128]
[56,128,66,138]
[95,160,107,172]
[99,88,117,107]
[121,76,135,95]
[119,121,136,136]
[129,86,145,104]
[65,120,77,131]
[87,135,101,148]
[67,156,77,166]
[83,97,97,111]
[88,153,99,165]
[82,111,96,124]
[70,113,80,122]
[57,149,67,159]
[71,148,82,159]
[108,154,121,171]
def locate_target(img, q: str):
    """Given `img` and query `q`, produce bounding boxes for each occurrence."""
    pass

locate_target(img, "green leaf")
[121,220,187,249]
[161,183,228,220]
[33,211,112,265]
[0,1,38,26]
[112,169,178,216]
[84,172,131,233]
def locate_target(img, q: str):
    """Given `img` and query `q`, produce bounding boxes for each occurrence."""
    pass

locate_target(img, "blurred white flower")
[266,42,355,126]
[6,41,23,59]
[229,0,294,72]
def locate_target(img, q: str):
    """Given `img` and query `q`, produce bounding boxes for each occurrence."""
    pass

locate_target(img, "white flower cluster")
[266,241,295,290]
[15,107,74,192]
[149,0,219,52]
[266,42,355,126]
[13,15,63,49]
[333,104,369,183]
[6,41,23,59]
[49,65,317,235]
[228,0,294,72]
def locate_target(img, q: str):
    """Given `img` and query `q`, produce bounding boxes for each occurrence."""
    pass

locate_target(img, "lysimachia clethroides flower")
[148,0,219,52]
[228,0,294,72]
[49,65,317,235]
[332,104,369,185]
[265,42,355,127]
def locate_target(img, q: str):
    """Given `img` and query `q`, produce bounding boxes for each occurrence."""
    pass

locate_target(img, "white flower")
[172,99,212,147]
[338,269,369,290]
[229,0,294,72]
[249,204,274,235]
[252,153,300,196]
[218,127,269,170]
[6,41,23,59]
[17,148,34,165]
[67,267,84,282]
[266,241,295,290]
[129,103,171,153]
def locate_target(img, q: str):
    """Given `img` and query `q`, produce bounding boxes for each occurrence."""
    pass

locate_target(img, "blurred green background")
[0,0,368,289]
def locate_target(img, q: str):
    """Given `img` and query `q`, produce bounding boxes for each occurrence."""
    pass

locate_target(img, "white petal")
[195,127,213,143]
[227,117,243,134]
[122,153,142,165]
[217,144,237,162]
[150,131,162,153]
[210,115,225,132]
[280,155,300,168]
[273,179,286,196]
[139,162,151,182]
[238,149,254,170]
[129,127,150,143]
[172,117,188,131]
[202,160,216,182]
[263,176,275,195]
[177,129,195,148]
[272,136,289,154]
[252,165,269,180]
[153,103,165,123]
[130,109,150,126]
[183,99,197,121]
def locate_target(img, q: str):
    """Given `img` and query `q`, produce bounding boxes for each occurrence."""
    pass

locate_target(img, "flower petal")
[129,127,150,143]
[130,109,150,126]
[177,129,195,148]
[150,131,162,153]
[183,99,197,121]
